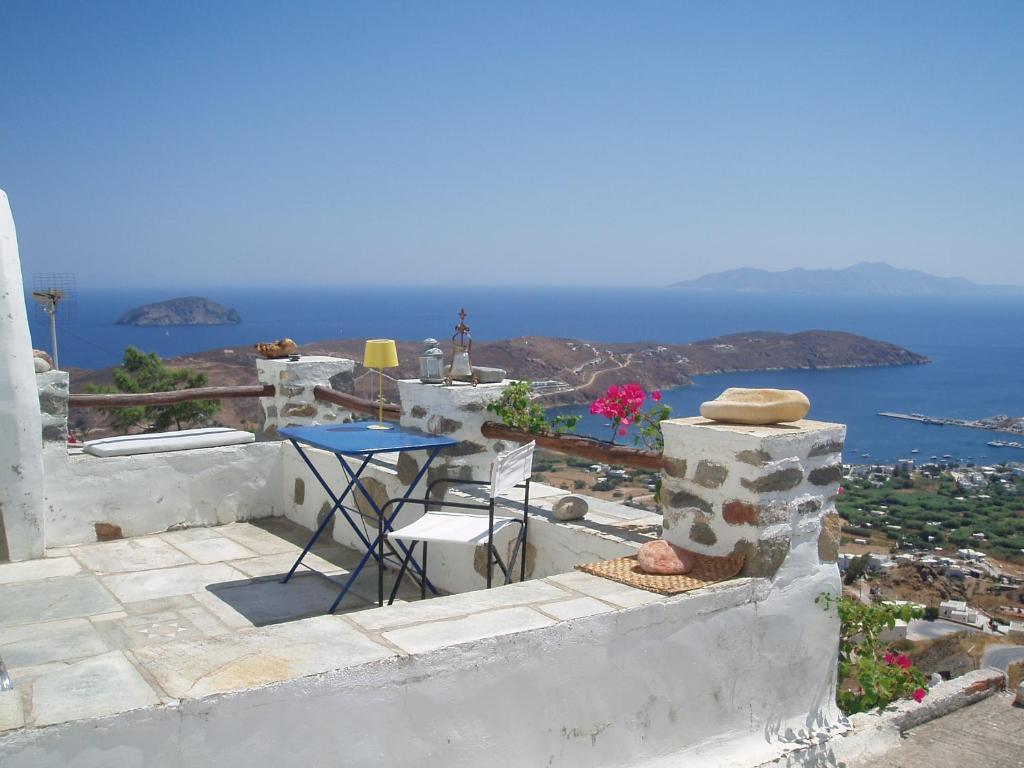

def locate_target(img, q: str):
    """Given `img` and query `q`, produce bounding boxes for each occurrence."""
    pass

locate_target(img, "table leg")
[282,444,373,584]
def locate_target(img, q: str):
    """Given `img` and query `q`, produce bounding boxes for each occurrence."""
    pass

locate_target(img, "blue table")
[280,423,458,611]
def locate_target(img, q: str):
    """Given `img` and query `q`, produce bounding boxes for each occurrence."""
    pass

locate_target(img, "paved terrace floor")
[0,516,665,735]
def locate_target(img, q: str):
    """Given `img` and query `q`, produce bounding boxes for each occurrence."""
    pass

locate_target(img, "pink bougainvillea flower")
[651,390,662,402]
[913,688,927,703]
[884,652,897,666]
[896,654,913,670]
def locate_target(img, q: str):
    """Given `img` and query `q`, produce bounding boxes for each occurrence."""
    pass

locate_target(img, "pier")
[878,411,1024,438]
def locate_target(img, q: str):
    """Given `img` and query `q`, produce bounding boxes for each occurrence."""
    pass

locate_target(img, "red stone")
[723,500,758,526]
[637,540,695,575]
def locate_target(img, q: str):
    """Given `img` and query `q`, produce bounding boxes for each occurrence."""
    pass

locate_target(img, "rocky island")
[116,296,241,326]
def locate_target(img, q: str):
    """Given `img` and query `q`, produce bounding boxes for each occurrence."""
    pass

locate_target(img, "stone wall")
[659,417,845,579]
[396,379,512,493]
[37,371,69,445]
[0,189,45,561]
[256,356,356,437]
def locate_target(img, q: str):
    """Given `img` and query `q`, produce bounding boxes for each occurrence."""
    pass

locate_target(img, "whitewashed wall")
[42,443,283,546]
[0,556,841,768]
[0,189,45,561]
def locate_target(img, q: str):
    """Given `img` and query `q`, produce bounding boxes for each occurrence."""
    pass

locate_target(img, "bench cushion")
[83,427,255,457]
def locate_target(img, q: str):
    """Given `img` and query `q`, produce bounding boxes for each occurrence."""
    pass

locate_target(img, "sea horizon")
[27,286,1024,466]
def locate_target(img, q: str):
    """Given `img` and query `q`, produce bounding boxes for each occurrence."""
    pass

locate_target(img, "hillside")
[67,330,926,437]
[116,296,241,326]
[672,262,1024,295]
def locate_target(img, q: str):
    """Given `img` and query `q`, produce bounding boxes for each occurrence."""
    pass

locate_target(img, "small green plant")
[817,593,928,714]
[487,380,580,434]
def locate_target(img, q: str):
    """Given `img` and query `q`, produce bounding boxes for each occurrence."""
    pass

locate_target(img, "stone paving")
[861,693,1024,768]
[0,517,667,735]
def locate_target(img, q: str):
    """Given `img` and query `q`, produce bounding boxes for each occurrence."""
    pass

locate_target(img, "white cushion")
[388,510,518,545]
[83,427,254,457]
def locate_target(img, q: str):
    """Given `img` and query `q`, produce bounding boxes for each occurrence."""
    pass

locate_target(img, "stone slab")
[348,579,572,632]
[206,573,370,627]
[169,536,257,564]
[217,522,309,555]
[71,537,195,574]
[30,651,160,727]
[545,571,663,608]
[228,551,350,579]
[0,690,25,733]
[0,575,120,628]
[0,556,81,585]
[382,606,556,654]
[132,615,396,699]
[536,596,617,621]
[0,618,109,668]
[101,563,245,604]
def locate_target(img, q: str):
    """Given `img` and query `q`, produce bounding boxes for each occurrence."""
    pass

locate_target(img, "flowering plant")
[589,383,671,449]
[817,594,928,714]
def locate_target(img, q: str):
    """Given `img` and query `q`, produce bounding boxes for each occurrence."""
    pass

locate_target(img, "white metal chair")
[381,441,535,604]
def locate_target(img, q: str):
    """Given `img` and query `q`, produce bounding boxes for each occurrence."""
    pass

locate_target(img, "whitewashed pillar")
[396,380,512,494]
[0,189,45,560]
[659,417,845,578]
[255,356,356,437]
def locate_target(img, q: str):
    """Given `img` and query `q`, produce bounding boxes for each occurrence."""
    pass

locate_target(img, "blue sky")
[2,2,1021,287]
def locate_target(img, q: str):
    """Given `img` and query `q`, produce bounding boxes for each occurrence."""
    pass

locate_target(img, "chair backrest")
[489,441,535,499]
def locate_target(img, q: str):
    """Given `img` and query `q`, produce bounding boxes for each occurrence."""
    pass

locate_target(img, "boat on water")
[988,440,1024,449]
[910,448,919,454]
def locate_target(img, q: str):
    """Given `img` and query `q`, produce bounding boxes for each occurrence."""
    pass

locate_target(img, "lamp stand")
[368,368,392,430]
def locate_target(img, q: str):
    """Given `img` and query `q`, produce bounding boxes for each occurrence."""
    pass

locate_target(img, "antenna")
[31,273,77,369]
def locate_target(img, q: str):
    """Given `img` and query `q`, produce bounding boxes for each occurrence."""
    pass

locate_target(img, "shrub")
[817,594,928,714]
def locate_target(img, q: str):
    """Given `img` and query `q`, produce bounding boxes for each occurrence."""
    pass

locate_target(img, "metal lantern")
[446,308,477,385]
[418,338,445,383]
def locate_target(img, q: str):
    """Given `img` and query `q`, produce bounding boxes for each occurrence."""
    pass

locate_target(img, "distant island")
[116,297,242,326]
[672,262,1024,296]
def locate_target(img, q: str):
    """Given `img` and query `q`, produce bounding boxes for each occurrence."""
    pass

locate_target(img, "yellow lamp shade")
[363,339,399,369]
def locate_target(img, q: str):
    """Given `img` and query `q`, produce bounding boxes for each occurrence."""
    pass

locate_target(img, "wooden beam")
[480,421,663,470]
[70,384,275,408]
[313,385,401,420]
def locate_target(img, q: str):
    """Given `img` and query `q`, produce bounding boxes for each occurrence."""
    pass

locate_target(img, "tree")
[87,346,220,432]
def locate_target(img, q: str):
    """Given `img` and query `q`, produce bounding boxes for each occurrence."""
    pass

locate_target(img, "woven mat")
[576,550,745,596]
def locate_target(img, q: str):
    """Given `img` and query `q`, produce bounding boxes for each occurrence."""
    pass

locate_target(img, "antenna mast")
[31,273,76,369]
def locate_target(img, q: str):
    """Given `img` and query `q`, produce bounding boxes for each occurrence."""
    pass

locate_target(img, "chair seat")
[387,510,519,545]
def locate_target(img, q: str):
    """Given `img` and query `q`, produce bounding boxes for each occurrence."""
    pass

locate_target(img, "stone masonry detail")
[256,356,355,435]
[660,417,846,579]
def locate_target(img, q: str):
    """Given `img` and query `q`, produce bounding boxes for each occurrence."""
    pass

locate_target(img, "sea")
[27,287,1024,465]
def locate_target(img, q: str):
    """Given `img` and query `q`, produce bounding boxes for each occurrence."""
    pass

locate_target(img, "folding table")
[279,423,458,612]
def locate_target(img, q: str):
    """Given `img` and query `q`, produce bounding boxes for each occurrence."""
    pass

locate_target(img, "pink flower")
[651,390,662,402]
[884,652,897,666]
[913,688,927,703]
[896,654,913,670]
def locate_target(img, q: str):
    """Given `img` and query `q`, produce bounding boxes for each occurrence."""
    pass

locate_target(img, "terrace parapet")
[256,356,356,437]
[659,416,845,579]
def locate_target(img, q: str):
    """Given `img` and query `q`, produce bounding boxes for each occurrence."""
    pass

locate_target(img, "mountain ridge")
[672,262,1024,295]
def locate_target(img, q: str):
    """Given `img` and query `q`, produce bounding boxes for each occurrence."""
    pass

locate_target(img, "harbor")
[879,411,1024,441]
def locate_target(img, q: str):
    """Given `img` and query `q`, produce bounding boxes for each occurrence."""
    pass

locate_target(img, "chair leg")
[521,479,530,582]
[486,498,495,589]
[388,541,417,606]
[421,542,428,600]
[506,524,526,585]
